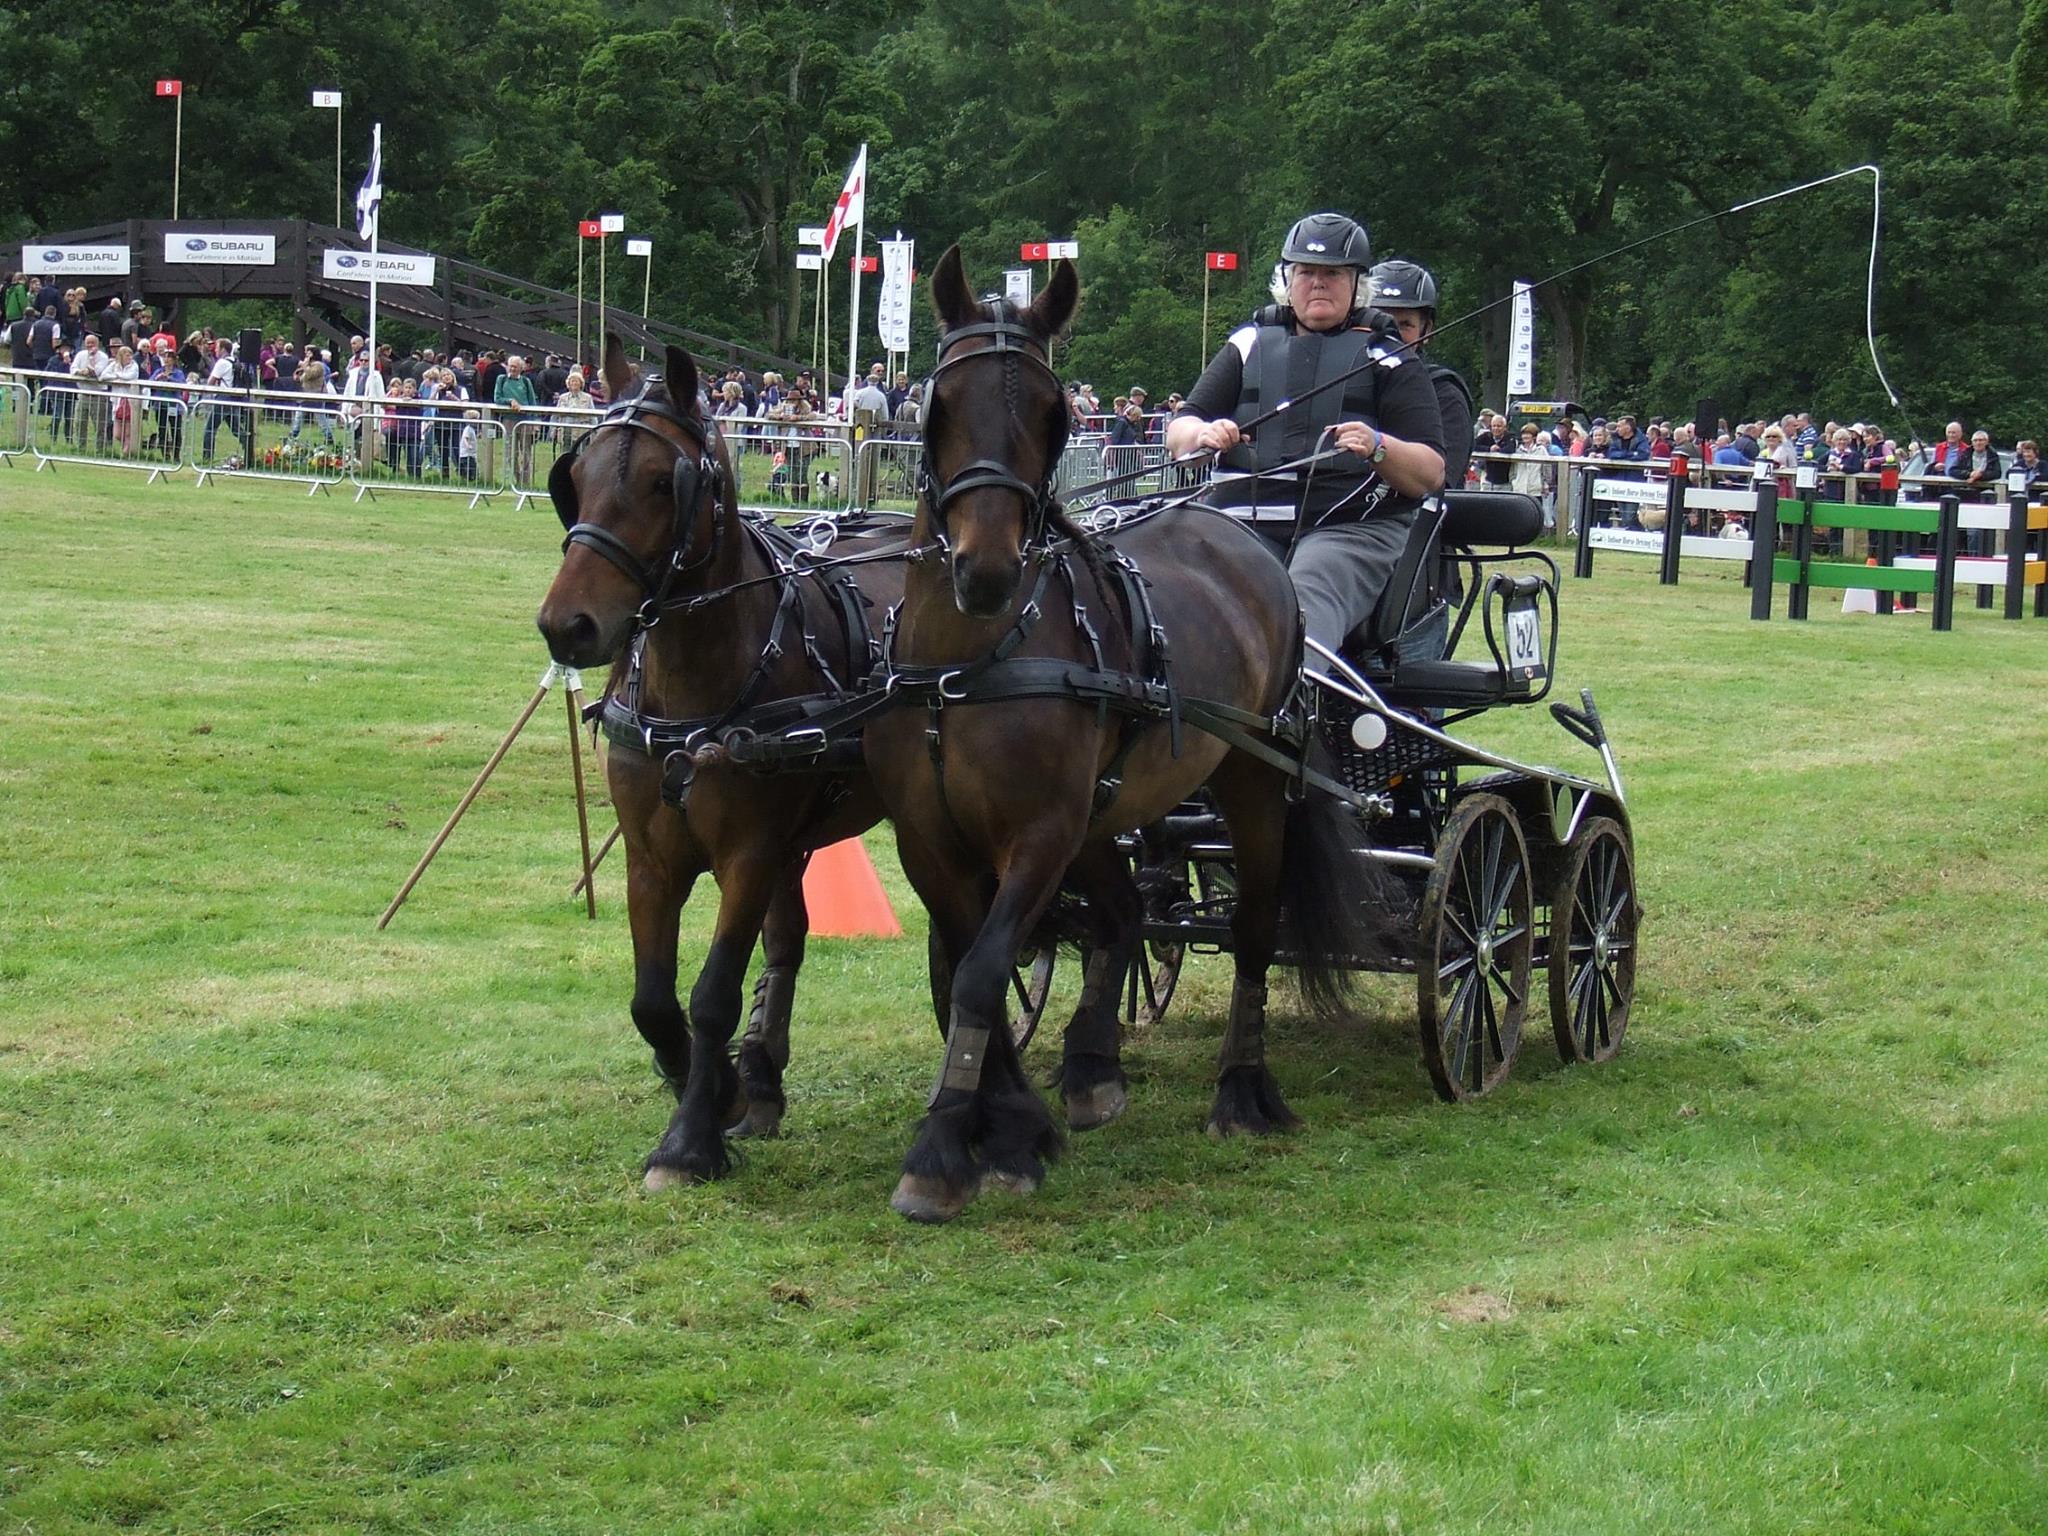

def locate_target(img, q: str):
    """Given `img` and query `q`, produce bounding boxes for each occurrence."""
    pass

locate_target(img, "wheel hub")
[1477,933,1494,968]
[1592,930,1610,967]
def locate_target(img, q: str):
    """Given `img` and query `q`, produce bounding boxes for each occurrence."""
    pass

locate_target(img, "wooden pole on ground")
[571,824,623,897]
[564,682,598,919]
[376,662,589,929]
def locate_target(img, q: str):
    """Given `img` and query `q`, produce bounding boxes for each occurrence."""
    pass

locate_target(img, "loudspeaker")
[1695,397,1720,446]
[238,327,262,366]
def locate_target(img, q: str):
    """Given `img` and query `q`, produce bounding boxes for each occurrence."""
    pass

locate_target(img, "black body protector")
[1207,315,1408,529]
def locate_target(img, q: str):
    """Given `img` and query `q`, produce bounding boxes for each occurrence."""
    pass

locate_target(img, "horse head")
[923,245,1078,618]
[535,337,731,667]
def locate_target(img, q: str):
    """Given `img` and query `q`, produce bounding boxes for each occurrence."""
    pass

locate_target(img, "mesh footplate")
[1316,695,1456,795]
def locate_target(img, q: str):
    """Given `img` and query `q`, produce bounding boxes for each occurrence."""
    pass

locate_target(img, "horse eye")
[654,475,673,496]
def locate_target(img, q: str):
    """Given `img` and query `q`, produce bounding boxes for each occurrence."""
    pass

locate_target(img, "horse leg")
[644,852,781,1189]
[892,829,1066,1223]
[730,855,808,1139]
[1051,843,1138,1131]
[1203,756,1300,1137]
[626,846,703,1098]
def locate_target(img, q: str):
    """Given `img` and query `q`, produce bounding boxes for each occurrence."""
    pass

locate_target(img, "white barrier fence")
[26,381,187,482]
[0,380,30,464]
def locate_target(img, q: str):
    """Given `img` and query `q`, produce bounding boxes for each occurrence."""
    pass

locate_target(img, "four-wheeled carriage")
[1074,489,1641,1099]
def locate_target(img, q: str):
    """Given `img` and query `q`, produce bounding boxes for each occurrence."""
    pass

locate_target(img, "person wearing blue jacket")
[1604,414,1652,479]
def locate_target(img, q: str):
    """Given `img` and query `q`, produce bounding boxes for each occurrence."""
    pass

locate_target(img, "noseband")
[917,315,1069,546]
[550,377,728,623]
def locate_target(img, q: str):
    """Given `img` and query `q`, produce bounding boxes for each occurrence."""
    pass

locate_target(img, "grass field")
[3,466,2046,1534]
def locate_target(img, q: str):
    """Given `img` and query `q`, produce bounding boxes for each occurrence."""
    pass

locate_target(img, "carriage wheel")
[1009,943,1056,1050]
[926,932,1057,1052]
[1416,793,1532,1102]
[1547,817,1637,1064]
[1129,939,1185,1030]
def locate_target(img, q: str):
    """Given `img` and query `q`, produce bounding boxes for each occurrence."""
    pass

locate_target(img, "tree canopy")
[8,0,2044,437]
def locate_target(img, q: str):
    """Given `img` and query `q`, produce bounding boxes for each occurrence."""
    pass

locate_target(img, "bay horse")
[533,338,1141,1192]
[535,339,903,1187]
[866,248,1391,1222]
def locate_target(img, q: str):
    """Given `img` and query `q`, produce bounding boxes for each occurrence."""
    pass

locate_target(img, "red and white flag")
[821,145,866,259]
[1205,251,1239,271]
[155,79,182,97]
[578,219,602,239]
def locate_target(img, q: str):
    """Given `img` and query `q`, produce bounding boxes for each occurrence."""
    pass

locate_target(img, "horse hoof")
[727,1100,784,1140]
[1066,1081,1128,1132]
[981,1167,1041,1196]
[643,1163,704,1193]
[891,1172,975,1224]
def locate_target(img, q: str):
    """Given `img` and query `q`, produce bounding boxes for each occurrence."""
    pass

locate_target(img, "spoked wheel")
[926,932,1058,1052]
[1548,816,1637,1063]
[1009,943,1056,1050]
[1417,793,1533,1102]
[1128,938,1184,1030]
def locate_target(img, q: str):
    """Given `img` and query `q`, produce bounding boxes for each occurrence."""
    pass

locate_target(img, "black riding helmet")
[1280,212,1372,271]
[1367,259,1439,314]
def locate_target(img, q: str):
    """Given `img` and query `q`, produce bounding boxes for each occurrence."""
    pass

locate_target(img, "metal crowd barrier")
[854,434,921,513]
[726,419,854,516]
[0,378,30,465]
[348,402,506,508]
[185,381,348,495]
[508,405,601,511]
[26,381,185,482]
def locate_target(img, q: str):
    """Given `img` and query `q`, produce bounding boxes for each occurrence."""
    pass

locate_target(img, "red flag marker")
[155,79,182,97]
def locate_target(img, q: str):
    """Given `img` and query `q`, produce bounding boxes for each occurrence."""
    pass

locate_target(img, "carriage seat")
[1335,491,1549,710]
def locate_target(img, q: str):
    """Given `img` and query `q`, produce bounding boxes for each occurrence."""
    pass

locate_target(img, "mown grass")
[2,467,2045,1534]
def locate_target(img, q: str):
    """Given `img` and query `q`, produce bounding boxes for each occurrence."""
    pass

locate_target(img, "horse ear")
[602,332,633,403]
[930,245,979,331]
[663,345,699,412]
[1032,258,1079,339]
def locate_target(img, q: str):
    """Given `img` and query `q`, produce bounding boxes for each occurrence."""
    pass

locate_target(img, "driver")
[1165,212,1445,660]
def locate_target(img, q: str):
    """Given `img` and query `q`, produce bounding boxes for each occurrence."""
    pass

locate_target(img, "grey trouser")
[1256,509,1418,659]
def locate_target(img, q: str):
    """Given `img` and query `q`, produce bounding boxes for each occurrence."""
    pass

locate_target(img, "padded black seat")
[1440,490,1543,548]
[1375,659,1536,709]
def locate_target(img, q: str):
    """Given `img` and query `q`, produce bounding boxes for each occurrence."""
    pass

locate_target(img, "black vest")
[1217,318,1399,526]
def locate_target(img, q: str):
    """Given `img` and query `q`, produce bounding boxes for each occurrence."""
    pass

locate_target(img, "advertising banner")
[321,249,436,286]
[22,244,131,275]
[165,232,276,265]
[877,238,914,353]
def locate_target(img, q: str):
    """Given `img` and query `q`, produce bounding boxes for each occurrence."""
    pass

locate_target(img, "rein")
[918,315,1070,549]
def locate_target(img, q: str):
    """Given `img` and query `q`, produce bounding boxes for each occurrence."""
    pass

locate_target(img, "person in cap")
[1165,212,1445,660]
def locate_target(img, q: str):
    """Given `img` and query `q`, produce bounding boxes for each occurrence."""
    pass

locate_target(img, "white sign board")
[795,251,823,271]
[798,226,827,247]
[1045,240,1079,259]
[1508,279,1535,397]
[1590,526,1752,561]
[321,248,437,286]
[22,244,131,275]
[599,212,625,233]
[1003,268,1033,309]
[877,238,914,354]
[311,89,341,108]
[1590,477,1667,507]
[164,232,276,266]
[625,237,652,258]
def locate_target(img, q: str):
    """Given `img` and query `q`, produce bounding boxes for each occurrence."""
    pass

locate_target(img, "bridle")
[548,375,728,624]
[916,310,1069,549]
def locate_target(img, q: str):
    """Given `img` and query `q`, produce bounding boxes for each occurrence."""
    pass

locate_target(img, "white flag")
[877,238,914,353]
[311,89,341,109]
[355,123,383,242]
[821,145,866,259]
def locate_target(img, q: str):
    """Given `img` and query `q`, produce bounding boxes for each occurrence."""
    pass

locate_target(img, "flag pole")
[844,142,866,405]
[173,89,183,219]
[821,240,831,404]
[640,247,652,360]
[334,100,342,228]
[1202,265,1212,373]
[366,122,381,375]
[576,233,585,370]
[598,228,607,351]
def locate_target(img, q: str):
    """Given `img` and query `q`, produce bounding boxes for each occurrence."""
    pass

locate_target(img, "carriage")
[540,252,1637,1220]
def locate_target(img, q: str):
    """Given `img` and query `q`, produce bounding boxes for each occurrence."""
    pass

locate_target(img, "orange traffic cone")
[803,838,903,938]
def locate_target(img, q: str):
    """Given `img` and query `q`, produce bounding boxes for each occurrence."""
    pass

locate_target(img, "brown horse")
[865,248,1388,1222]
[535,339,901,1187]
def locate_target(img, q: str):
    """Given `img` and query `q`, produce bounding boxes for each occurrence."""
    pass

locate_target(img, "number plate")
[1505,603,1545,675]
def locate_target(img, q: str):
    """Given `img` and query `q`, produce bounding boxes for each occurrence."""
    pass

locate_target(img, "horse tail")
[1279,785,1411,1018]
